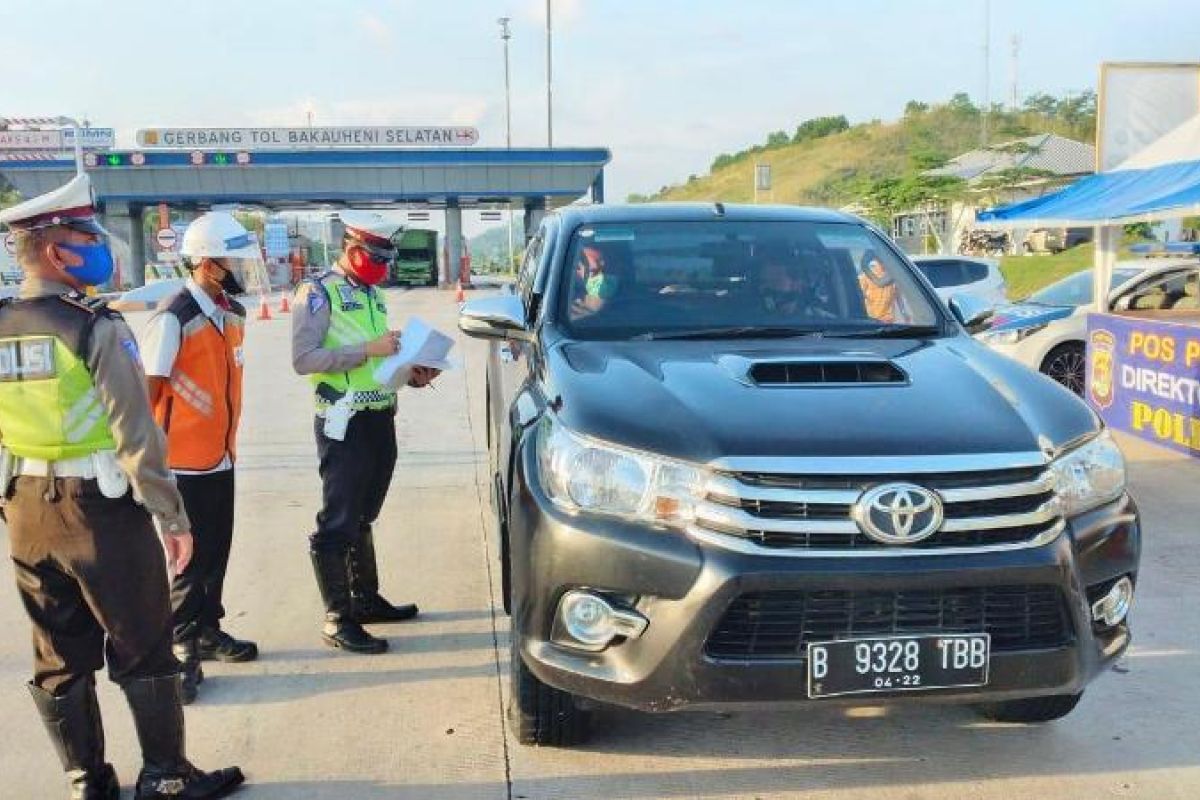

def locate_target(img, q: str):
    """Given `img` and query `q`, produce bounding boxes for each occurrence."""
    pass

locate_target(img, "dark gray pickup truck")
[459,203,1139,746]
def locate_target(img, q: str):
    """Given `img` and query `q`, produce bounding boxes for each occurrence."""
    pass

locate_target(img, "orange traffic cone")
[256,295,273,321]
[279,293,291,314]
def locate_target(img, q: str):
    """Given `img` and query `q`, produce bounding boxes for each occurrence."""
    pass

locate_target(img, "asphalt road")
[1,287,1197,799]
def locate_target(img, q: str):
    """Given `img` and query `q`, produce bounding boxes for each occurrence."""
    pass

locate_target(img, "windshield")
[1026,268,1142,306]
[558,220,942,339]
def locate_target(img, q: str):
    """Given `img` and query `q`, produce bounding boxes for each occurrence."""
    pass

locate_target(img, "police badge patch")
[305,284,326,315]
[120,338,141,364]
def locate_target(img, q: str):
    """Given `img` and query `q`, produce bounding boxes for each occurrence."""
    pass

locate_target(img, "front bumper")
[509,444,1140,713]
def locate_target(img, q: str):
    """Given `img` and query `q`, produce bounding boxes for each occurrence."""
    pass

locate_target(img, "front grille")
[705,585,1073,661]
[693,463,1061,552]
[737,522,1056,550]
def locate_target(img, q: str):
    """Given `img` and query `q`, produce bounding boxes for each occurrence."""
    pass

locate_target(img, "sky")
[4,0,1200,228]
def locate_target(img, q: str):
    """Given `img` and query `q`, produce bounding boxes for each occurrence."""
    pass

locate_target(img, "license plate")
[807,634,990,699]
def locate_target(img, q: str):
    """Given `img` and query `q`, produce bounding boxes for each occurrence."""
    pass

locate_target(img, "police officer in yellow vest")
[0,175,243,798]
[291,211,438,654]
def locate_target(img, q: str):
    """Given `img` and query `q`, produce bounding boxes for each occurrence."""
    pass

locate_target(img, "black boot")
[171,638,204,705]
[122,674,244,799]
[28,677,120,800]
[349,526,419,623]
[197,628,259,664]
[310,547,388,654]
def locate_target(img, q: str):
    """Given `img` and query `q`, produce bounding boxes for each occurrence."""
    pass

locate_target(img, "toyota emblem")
[851,483,943,544]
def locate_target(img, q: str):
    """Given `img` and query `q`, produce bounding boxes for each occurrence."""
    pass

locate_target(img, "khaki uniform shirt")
[17,278,190,535]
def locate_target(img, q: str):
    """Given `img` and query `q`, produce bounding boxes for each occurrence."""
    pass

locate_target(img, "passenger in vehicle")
[858,251,898,323]
[571,245,623,316]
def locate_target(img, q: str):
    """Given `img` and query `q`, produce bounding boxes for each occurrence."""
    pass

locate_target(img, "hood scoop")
[744,357,907,386]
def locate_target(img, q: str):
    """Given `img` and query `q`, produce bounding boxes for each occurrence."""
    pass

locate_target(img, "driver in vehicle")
[758,258,836,319]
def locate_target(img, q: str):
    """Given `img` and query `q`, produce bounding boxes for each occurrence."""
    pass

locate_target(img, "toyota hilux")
[459,203,1140,746]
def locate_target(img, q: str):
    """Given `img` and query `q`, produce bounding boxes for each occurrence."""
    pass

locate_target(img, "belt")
[315,390,396,412]
[17,455,98,479]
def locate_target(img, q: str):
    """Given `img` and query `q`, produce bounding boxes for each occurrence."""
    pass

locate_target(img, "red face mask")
[347,245,390,286]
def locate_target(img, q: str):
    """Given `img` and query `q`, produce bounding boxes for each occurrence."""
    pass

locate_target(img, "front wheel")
[509,638,593,746]
[978,692,1083,723]
[1040,342,1086,396]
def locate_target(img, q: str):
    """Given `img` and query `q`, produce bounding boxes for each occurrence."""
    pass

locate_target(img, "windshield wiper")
[634,325,826,341]
[830,324,942,339]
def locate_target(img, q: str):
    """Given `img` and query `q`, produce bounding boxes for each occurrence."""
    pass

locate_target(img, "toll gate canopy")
[0,146,611,285]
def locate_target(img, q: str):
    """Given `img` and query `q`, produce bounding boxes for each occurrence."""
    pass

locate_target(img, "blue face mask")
[58,242,115,287]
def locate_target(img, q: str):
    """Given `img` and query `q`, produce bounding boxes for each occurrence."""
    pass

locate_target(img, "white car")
[977,258,1200,394]
[909,255,1008,306]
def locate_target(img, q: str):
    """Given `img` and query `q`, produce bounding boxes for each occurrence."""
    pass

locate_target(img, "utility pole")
[1009,34,1020,111]
[980,0,991,147]
[499,16,515,273]
[546,0,554,147]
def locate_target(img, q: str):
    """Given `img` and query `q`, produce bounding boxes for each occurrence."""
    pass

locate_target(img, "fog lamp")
[554,590,649,652]
[1091,576,1134,628]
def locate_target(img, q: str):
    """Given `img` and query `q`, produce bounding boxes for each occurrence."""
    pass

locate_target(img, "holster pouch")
[92,451,131,499]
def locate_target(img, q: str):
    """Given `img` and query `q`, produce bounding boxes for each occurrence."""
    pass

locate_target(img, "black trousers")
[170,470,235,641]
[5,477,178,695]
[311,408,397,552]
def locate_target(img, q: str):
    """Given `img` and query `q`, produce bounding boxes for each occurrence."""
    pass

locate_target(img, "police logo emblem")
[1088,329,1116,410]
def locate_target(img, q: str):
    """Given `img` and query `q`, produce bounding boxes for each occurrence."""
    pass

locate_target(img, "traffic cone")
[279,293,291,313]
[455,281,465,303]
[256,294,273,321]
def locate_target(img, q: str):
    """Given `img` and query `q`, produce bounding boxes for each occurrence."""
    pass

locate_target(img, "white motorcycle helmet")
[180,212,263,295]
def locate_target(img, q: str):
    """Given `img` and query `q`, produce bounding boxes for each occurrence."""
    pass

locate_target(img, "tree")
[793,115,850,144]
[1022,93,1058,115]
[711,153,737,171]
[766,130,790,149]
[904,100,929,116]
[948,93,977,114]
[0,176,20,211]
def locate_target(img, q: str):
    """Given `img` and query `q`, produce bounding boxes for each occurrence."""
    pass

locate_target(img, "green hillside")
[643,94,1096,221]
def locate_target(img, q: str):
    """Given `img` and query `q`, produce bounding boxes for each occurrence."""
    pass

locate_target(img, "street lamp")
[498,17,512,148]
[499,16,515,274]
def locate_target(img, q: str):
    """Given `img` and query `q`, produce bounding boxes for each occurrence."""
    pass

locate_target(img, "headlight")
[978,323,1048,345]
[536,416,706,527]
[1051,430,1126,516]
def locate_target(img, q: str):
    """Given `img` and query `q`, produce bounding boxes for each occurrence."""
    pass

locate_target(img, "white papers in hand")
[373,317,457,389]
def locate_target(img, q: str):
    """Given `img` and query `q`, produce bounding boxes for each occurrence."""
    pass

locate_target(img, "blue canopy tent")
[976,113,1200,308]
[977,159,1200,227]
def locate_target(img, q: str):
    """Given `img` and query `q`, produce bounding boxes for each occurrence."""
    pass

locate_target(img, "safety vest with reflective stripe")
[309,273,395,411]
[0,296,116,460]
[151,290,245,471]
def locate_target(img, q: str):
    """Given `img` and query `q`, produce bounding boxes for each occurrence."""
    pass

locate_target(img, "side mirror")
[949,293,995,334]
[458,293,532,341]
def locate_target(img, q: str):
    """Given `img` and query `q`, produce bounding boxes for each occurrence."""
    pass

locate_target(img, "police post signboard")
[135,126,480,149]
[1086,313,1200,457]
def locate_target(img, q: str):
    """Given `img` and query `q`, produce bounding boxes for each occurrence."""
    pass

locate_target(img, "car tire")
[978,692,1083,723]
[1040,342,1086,396]
[509,637,593,746]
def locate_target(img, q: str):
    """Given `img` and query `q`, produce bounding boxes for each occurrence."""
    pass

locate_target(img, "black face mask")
[213,262,245,296]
